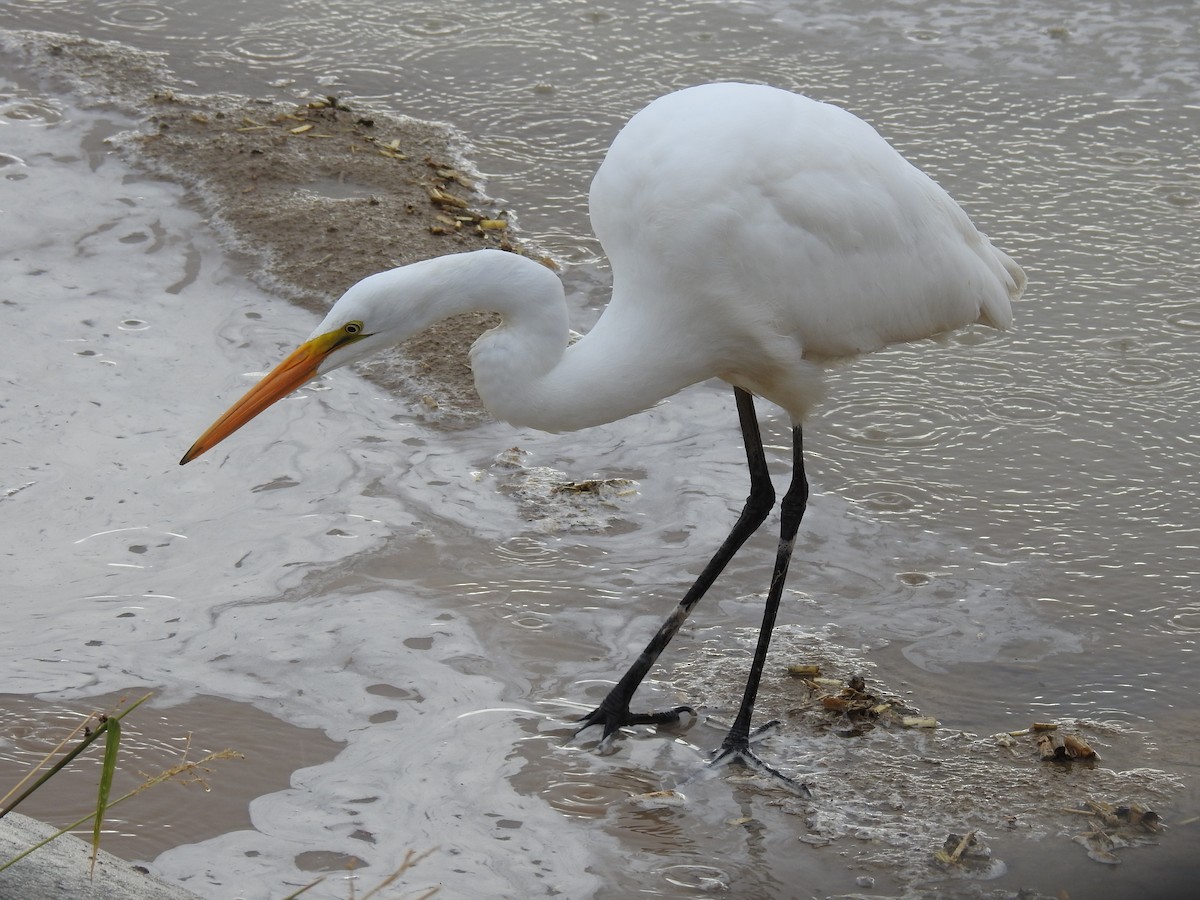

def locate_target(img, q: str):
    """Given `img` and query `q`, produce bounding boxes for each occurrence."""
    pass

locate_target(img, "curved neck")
[350,250,707,433]
[470,284,705,433]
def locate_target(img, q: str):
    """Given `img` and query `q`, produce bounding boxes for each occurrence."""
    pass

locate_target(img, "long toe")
[573,704,696,743]
[625,705,696,727]
[709,739,814,797]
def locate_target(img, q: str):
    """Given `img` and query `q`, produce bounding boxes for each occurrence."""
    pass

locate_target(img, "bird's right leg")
[574,388,775,746]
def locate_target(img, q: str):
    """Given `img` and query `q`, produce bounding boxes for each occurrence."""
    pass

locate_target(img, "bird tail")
[978,243,1026,331]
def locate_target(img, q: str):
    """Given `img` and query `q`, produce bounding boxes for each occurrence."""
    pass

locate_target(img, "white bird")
[182,82,1025,788]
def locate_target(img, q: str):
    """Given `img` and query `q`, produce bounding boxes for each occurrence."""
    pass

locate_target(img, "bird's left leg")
[573,388,775,746]
[709,423,813,794]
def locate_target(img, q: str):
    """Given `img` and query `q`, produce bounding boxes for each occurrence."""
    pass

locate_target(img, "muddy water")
[1,1,1198,898]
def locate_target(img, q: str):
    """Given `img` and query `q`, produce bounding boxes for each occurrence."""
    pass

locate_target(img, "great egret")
[182,82,1025,787]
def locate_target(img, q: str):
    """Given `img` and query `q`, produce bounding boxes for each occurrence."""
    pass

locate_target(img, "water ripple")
[96,2,175,30]
[660,864,732,891]
[983,392,1062,425]
[540,768,655,819]
[1159,604,1200,635]
[1,94,64,126]
[1163,304,1200,333]
[492,536,564,568]
[224,25,356,67]
[844,479,937,516]
[1059,351,1182,395]
[823,398,962,451]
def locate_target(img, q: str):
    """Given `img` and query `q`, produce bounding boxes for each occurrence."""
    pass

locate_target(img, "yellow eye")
[344,321,364,335]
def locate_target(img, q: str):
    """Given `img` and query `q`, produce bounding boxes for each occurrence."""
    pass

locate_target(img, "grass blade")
[89,715,121,876]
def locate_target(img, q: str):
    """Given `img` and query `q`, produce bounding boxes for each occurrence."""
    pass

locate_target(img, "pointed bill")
[180,333,340,465]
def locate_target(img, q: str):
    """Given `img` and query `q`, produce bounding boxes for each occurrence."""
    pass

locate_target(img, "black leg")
[709,423,812,794]
[574,387,775,743]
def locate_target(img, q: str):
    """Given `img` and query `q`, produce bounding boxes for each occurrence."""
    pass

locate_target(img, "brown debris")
[1059,800,1164,864]
[1061,799,1164,833]
[785,664,821,678]
[935,830,980,864]
[932,831,996,871]
[792,670,933,735]
[1036,730,1099,762]
[550,478,635,496]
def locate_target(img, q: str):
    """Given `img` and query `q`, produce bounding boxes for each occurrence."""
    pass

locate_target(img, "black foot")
[705,723,814,797]
[573,703,696,749]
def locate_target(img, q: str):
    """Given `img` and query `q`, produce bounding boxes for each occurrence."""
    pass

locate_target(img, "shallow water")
[1,1,1198,897]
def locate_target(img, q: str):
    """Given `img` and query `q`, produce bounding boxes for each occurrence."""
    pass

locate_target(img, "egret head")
[178,265,428,465]
[180,250,561,464]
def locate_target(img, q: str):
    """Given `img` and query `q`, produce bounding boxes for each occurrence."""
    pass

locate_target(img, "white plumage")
[183,82,1025,786]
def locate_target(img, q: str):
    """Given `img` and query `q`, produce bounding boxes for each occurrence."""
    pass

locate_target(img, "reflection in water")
[2,0,1199,897]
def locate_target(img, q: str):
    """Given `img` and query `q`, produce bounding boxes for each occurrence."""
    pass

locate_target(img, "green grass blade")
[88,716,121,876]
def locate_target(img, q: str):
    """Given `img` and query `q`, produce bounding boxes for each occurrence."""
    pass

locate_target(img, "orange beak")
[180,333,340,465]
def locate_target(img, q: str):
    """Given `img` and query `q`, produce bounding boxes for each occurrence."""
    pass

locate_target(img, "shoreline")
[2,28,545,423]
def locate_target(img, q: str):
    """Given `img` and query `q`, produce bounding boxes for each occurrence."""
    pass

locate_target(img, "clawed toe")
[572,703,696,745]
[708,736,813,796]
